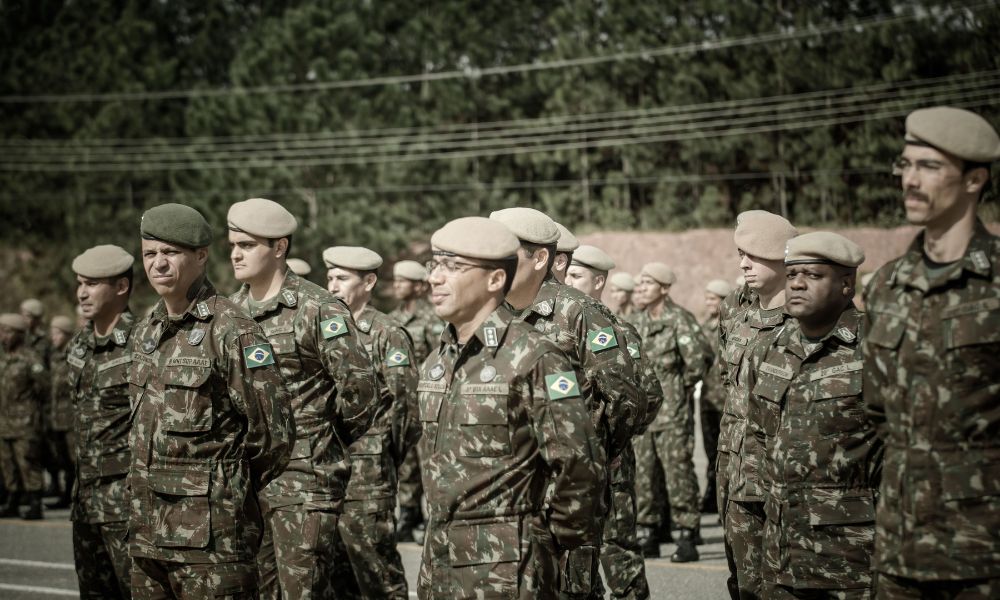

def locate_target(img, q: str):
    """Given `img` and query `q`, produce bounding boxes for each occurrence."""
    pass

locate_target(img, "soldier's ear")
[594,274,607,292]
[363,273,378,292]
[486,268,506,293]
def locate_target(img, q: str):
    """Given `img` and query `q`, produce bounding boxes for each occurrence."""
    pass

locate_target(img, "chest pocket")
[96,355,131,409]
[162,363,213,433]
[456,388,510,458]
[751,366,792,437]
[943,297,1000,349]
[811,365,865,437]
[265,325,300,373]
[866,307,906,350]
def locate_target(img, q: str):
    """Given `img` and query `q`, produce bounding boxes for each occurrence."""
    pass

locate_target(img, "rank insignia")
[535,301,554,316]
[386,349,410,367]
[113,330,127,346]
[484,327,498,347]
[243,343,275,368]
[545,372,581,400]
[428,364,445,380]
[282,290,297,307]
[196,302,211,319]
[971,250,990,271]
[320,317,348,339]
[480,365,497,382]
[836,327,856,343]
[587,327,619,352]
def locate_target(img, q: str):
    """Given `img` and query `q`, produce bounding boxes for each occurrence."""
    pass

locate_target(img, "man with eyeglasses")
[863,107,1000,599]
[415,217,604,599]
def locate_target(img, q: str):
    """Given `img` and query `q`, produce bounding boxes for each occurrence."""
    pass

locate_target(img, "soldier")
[0,313,46,520]
[416,216,604,598]
[566,244,663,600]
[718,210,798,600]
[128,203,294,598]
[20,299,51,362]
[21,298,55,497]
[551,221,580,283]
[45,315,76,510]
[607,273,636,318]
[67,244,137,597]
[699,279,732,514]
[388,259,442,543]
[863,107,1000,598]
[748,233,879,599]
[226,198,378,600]
[323,245,416,599]
[632,263,713,562]
[285,257,312,277]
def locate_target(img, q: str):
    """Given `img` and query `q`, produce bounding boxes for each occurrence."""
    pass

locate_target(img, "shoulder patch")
[320,316,348,340]
[243,343,275,368]
[545,371,581,400]
[626,342,640,359]
[385,348,410,367]
[587,327,619,352]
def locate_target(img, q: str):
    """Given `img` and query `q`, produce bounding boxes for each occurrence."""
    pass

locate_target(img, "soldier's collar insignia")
[545,371,581,400]
[188,328,206,346]
[587,327,619,353]
[534,300,554,317]
[113,330,127,346]
[243,343,275,368]
[626,342,640,359]
[386,348,410,367]
[282,290,297,307]
[320,316,348,340]
[480,365,497,382]
[141,338,157,354]
[195,302,212,319]
[483,326,498,347]
[74,345,87,357]
[357,319,371,333]
[970,250,990,272]
[428,363,445,380]
[836,327,856,343]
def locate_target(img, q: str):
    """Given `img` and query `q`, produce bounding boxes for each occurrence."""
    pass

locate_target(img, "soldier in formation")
[699,279,731,514]
[46,314,76,509]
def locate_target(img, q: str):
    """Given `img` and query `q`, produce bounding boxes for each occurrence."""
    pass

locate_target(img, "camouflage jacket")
[128,280,293,564]
[27,326,52,367]
[346,304,418,505]
[0,343,46,439]
[630,300,713,432]
[862,220,1000,581]
[749,308,880,590]
[389,298,444,365]
[417,304,604,591]
[618,318,665,435]
[718,285,791,502]
[519,277,643,458]
[66,311,135,524]
[231,271,378,512]
[700,317,726,412]
[48,344,74,432]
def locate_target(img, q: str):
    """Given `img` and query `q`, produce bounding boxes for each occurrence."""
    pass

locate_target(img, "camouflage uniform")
[748,308,880,599]
[632,301,712,533]
[67,311,136,598]
[127,280,294,598]
[331,304,417,599]
[0,343,46,499]
[699,316,725,509]
[718,285,790,599]
[48,343,76,486]
[416,304,605,599]
[863,221,1000,598]
[230,271,378,600]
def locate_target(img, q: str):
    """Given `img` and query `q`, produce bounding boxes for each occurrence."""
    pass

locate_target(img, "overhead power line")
[0,0,993,104]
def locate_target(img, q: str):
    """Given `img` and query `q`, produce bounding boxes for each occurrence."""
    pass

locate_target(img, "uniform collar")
[785,306,861,359]
[356,304,378,334]
[441,304,513,359]
[892,219,994,291]
[150,279,217,324]
[526,276,559,318]
[234,270,300,316]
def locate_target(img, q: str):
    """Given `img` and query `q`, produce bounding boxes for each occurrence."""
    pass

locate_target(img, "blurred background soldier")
[699,279,732,514]
[20,298,55,499]
[285,257,312,277]
[45,315,76,510]
[607,272,636,318]
[551,221,580,283]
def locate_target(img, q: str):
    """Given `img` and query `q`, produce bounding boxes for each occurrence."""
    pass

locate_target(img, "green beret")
[0,313,28,331]
[734,210,798,260]
[322,246,383,271]
[641,262,676,286]
[140,203,212,248]
[571,245,615,272]
[785,232,865,268]
[705,279,733,298]
[608,272,635,292]
[228,198,297,238]
[489,207,559,244]
[286,258,312,276]
[905,107,1000,163]
[431,217,520,260]
[19,298,44,317]
[50,316,75,333]
[555,222,580,252]
[72,245,135,279]
[393,260,428,281]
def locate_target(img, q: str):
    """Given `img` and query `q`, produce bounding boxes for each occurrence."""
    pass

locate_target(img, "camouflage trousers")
[724,499,765,600]
[331,500,407,599]
[397,444,423,510]
[876,574,1000,600]
[598,443,650,600]
[73,520,132,599]
[0,437,44,493]
[257,505,340,600]
[634,427,700,530]
[131,557,257,599]
[766,584,873,599]
[699,402,722,497]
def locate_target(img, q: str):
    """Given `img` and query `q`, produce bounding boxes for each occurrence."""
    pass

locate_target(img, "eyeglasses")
[891,157,947,177]
[424,259,494,275]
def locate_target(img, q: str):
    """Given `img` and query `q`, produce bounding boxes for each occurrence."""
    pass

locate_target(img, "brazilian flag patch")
[627,343,640,359]
[385,348,410,367]
[545,371,581,400]
[243,343,275,368]
[587,327,619,353]
[320,316,348,340]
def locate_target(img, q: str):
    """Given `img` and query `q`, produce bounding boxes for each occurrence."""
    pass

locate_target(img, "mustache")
[904,190,928,202]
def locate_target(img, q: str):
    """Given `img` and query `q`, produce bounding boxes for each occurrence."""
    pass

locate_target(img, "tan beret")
[51,316,75,333]
[72,245,135,279]
[393,260,428,281]
[785,232,864,268]
[705,279,733,298]
[431,217,520,260]
[905,106,1000,163]
[20,299,44,317]
[641,262,676,286]
[228,198,297,238]
[0,313,28,331]
[608,272,635,292]
[489,207,559,244]
[286,258,312,276]
[571,245,616,272]
[322,246,383,271]
[734,210,798,260]
[555,222,580,252]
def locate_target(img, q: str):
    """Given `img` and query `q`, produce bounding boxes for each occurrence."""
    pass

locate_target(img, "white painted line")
[0,583,79,597]
[0,558,75,570]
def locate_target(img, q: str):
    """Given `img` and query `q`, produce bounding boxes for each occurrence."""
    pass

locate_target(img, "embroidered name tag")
[67,355,85,369]
[808,360,863,382]
[263,324,295,337]
[97,355,133,372]
[166,356,212,368]
[759,363,794,380]
[460,383,510,395]
[941,297,1000,319]
[417,380,448,393]
[132,353,154,366]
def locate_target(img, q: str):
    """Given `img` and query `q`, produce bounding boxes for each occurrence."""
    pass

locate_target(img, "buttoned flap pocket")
[866,310,906,350]
[807,491,875,526]
[456,386,511,458]
[349,433,383,456]
[162,363,213,433]
[750,372,789,437]
[448,518,521,566]
[943,298,1000,349]
[128,354,152,389]
[812,369,865,437]
[97,356,132,408]
[97,449,131,477]
[289,435,313,461]
[940,461,1000,501]
[149,467,211,548]
[266,327,298,355]
[418,380,446,422]
[725,335,749,366]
